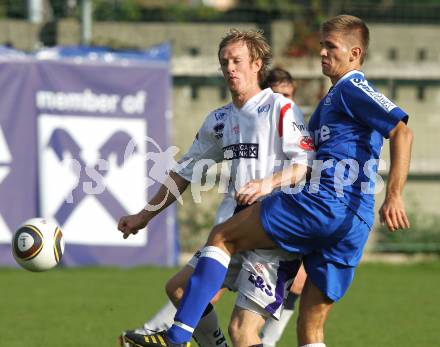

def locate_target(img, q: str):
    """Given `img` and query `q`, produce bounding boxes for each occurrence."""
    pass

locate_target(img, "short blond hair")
[218,29,272,83]
[322,15,370,64]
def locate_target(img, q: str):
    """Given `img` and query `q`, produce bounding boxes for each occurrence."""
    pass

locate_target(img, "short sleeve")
[339,78,408,138]
[278,102,316,167]
[173,115,223,182]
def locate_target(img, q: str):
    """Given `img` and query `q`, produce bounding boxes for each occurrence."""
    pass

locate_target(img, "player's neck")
[331,66,361,85]
[231,86,261,109]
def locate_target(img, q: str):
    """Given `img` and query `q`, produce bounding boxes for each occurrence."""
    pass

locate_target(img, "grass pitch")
[1,262,439,347]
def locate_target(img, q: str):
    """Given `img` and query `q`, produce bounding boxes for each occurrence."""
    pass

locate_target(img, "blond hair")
[322,15,370,64]
[218,29,272,83]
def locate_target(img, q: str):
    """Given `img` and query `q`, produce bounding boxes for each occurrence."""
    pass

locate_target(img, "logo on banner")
[0,126,12,242]
[38,115,148,246]
[47,128,132,225]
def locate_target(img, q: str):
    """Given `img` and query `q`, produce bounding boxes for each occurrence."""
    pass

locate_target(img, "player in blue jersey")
[119,15,413,347]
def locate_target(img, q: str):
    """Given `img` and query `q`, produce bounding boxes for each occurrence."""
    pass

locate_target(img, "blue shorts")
[260,188,371,301]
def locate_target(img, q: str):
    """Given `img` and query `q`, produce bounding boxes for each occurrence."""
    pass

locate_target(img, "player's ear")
[253,58,262,74]
[350,46,362,62]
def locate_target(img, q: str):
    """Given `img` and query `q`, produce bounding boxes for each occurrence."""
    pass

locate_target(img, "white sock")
[260,309,294,347]
[300,344,326,347]
[143,300,177,331]
[193,307,228,347]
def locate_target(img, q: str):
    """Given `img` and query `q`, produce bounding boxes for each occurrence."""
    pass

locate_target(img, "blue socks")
[168,246,230,344]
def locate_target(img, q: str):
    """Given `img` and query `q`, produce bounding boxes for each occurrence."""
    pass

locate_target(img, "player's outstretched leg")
[166,204,274,345]
[126,203,275,346]
[166,263,229,346]
[121,264,229,347]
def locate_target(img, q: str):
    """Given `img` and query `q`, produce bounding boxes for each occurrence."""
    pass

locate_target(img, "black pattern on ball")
[13,225,44,260]
[53,227,63,263]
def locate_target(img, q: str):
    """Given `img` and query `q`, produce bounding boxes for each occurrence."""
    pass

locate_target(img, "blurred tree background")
[3,0,440,22]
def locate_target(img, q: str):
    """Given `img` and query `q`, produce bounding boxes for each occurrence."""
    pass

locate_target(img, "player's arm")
[235,163,310,206]
[338,80,413,232]
[379,121,413,231]
[268,162,310,187]
[118,171,189,239]
[118,112,222,238]
[236,102,314,205]
[272,101,315,189]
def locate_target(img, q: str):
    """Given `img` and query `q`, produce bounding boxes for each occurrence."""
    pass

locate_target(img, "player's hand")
[379,193,410,232]
[118,210,150,239]
[235,179,273,206]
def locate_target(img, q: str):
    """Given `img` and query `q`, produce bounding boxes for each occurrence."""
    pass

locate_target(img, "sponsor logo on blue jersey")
[257,104,271,114]
[223,143,259,160]
[350,78,397,112]
[312,124,331,145]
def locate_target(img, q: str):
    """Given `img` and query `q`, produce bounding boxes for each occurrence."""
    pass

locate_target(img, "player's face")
[320,31,360,84]
[219,41,261,94]
[271,82,295,100]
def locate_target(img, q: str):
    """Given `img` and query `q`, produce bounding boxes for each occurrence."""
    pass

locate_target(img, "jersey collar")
[333,70,364,88]
[232,88,271,113]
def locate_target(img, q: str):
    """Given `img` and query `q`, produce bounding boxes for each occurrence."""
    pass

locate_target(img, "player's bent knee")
[207,223,243,255]
[165,265,195,304]
[165,272,191,304]
[165,278,184,303]
[207,225,229,249]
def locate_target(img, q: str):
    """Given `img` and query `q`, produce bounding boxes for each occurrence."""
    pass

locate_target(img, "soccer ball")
[12,218,64,272]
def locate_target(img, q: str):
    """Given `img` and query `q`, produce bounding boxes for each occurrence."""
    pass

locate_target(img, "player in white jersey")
[118,29,315,347]
[120,68,308,347]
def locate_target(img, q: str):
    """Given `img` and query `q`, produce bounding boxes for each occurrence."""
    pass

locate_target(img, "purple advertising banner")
[0,46,177,267]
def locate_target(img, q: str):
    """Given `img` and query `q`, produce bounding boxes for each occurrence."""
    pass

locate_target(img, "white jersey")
[175,88,315,225]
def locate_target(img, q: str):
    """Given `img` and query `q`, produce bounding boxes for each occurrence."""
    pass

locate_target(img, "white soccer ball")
[12,218,65,272]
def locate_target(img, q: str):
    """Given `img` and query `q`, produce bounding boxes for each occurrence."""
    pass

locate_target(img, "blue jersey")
[261,70,409,299]
[308,70,408,226]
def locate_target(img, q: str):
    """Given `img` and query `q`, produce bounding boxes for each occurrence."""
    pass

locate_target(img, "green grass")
[1,262,439,347]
